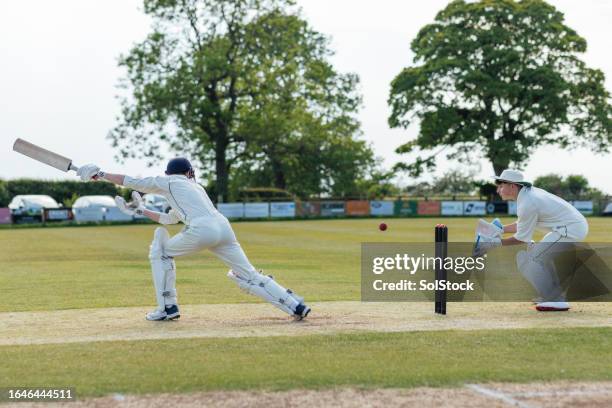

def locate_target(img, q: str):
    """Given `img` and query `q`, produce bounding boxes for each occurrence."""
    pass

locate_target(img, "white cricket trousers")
[162,214,258,280]
[530,220,589,260]
[519,220,589,302]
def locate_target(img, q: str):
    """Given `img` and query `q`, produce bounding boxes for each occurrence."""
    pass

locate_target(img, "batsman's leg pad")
[149,227,173,310]
[227,270,302,316]
[162,256,178,306]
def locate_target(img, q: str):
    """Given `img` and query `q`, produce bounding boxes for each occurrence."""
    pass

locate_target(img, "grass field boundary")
[5,215,609,230]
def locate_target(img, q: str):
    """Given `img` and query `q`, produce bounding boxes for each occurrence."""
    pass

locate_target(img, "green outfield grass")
[1,327,611,397]
[1,218,611,312]
[2,218,612,398]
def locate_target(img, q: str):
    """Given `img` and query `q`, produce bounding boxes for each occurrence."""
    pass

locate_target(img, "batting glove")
[130,191,146,215]
[77,164,102,181]
[115,196,135,216]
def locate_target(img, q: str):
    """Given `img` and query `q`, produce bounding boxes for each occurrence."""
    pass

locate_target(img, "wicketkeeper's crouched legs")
[517,249,565,301]
[516,230,581,303]
[211,241,310,318]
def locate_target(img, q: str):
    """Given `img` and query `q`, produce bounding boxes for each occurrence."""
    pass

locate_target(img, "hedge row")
[0,179,130,207]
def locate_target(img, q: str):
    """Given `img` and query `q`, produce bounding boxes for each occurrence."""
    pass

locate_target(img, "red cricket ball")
[379,222,387,231]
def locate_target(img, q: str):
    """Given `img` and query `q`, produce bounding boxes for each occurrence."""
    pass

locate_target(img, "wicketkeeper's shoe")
[535,301,570,312]
[164,304,180,320]
[294,303,311,321]
[145,308,168,321]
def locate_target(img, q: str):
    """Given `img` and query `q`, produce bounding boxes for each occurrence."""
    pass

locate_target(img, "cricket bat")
[13,138,79,173]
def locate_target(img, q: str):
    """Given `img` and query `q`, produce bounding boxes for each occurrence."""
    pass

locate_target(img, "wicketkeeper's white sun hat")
[493,169,532,187]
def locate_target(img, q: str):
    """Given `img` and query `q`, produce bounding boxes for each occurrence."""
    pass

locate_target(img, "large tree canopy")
[109,0,373,201]
[229,9,374,198]
[388,0,611,176]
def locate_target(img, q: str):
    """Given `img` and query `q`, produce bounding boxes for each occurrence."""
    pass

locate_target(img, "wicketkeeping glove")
[473,235,502,257]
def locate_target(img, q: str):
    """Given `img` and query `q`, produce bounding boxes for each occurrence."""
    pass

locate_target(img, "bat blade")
[13,138,76,172]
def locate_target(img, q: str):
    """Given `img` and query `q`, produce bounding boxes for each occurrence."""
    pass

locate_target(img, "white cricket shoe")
[164,304,180,320]
[535,301,570,312]
[293,303,311,321]
[146,304,181,321]
[146,308,168,321]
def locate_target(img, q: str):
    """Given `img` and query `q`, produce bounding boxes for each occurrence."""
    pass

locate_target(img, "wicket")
[435,224,448,315]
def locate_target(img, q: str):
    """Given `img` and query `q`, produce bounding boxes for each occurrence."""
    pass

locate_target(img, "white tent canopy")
[72,195,133,222]
[10,195,59,209]
[73,195,116,208]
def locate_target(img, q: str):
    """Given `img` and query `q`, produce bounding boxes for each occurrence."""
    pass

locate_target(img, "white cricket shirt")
[514,186,586,242]
[124,175,220,224]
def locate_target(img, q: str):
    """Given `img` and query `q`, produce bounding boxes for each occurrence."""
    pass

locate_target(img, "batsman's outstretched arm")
[76,164,126,185]
[78,164,166,195]
[99,173,126,186]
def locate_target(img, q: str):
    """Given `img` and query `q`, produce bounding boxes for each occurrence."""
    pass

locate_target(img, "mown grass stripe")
[1,327,611,397]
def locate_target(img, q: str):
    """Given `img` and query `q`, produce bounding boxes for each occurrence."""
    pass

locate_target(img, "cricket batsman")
[474,169,588,312]
[76,159,311,321]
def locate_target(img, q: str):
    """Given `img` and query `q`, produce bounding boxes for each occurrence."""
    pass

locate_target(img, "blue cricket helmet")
[165,157,193,175]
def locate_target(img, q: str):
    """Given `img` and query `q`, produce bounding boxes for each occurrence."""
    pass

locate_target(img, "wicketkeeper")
[474,169,588,312]
[76,159,311,321]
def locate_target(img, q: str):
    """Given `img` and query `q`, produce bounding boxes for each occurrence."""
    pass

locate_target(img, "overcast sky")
[1,0,610,193]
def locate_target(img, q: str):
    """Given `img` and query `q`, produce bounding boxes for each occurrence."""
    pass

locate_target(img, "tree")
[430,169,479,196]
[477,181,498,200]
[402,168,483,198]
[404,181,433,197]
[388,0,611,176]
[109,0,370,202]
[533,174,565,195]
[534,173,599,199]
[353,170,400,200]
[231,131,375,199]
[565,174,589,198]
[230,9,374,197]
